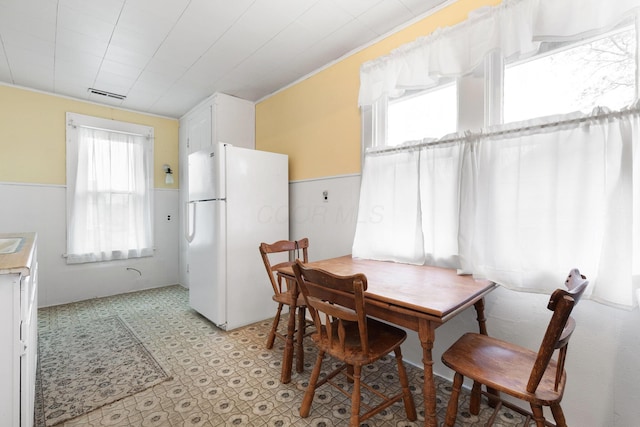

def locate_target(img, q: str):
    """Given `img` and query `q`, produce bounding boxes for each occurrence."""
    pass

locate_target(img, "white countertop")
[0,232,37,275]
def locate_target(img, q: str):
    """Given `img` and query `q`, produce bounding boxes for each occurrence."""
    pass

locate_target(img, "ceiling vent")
[87,88,127,100]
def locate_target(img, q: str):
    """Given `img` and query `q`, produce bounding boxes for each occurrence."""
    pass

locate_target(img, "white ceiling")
[0,0,447,119]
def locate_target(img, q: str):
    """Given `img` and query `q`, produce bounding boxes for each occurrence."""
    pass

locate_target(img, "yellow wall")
[1,0,499,186]
[0,85,179,188]
[256,0,501,181]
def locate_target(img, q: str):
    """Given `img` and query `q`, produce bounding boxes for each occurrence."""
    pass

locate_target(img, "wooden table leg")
[418,319,438,427]
[474,298,488,336]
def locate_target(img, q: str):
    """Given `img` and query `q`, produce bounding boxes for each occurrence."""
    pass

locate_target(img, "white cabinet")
[0,233,38,427]
[184,92,255,154]
[179,93,256,288]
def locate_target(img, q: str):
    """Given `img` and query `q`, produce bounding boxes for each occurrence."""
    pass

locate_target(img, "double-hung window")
[66,113,154,264]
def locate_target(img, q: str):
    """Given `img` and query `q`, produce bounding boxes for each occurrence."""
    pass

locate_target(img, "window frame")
[385,81,459,147]
[364,73,488,151]
[65,112,155,264]
[362,21,639,153]
[502,21,638,124]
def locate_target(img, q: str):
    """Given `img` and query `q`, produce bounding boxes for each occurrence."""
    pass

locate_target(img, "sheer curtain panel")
[352,148,424,264]
[66,113,154,264]
[353,107,640,309]
[464,108,640,308]
[419,140,466,269]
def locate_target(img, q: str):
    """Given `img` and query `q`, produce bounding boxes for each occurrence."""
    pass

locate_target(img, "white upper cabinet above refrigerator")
[185,93,255,154]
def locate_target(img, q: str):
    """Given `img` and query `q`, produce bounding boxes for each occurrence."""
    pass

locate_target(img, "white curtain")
[353,138,468,268]
[353,107,640,308]
[466,107,640,308]
[352,148,424,264]
[67,127,153,264]
[358,0,640,106]
[419,140,466,269]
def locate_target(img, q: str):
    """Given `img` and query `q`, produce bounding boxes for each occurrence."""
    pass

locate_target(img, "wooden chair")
[441,268,589,427]
[292,259,417,427]
[259,238,312,383]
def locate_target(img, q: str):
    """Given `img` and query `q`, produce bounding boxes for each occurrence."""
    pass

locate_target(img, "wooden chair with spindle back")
[441,268,589,427]
[292,259,417,427]
[259,238,312,383]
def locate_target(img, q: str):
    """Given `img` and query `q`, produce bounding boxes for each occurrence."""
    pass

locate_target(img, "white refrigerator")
[186,142,288,330]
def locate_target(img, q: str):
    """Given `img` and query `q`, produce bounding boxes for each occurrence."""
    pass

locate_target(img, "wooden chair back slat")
[259,238,309,296]
[293,260,369,354]
[291,259,417,426]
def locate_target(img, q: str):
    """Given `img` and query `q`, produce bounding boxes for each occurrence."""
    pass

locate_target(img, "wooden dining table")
[277,255,497,427]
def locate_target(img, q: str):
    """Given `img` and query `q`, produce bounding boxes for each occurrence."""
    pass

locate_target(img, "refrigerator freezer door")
[187,199,227,327]
[224,145,289,330]
[188,148,226,201]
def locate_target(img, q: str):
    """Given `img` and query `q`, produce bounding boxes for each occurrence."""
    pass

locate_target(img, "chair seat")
[312,318,407,366]
[442,332,565,405]
[272,290,307,307]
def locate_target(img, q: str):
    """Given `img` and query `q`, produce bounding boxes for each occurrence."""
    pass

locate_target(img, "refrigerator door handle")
[185,201,196,243]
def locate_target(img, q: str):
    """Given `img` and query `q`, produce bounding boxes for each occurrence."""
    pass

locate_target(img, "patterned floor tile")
[36,285,529,427]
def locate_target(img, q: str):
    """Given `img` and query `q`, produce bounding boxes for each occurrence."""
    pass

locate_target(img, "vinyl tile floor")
[36,285,528,426]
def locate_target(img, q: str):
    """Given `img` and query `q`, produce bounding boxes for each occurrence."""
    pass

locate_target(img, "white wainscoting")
[0,182,180,307]
[288,174,361,261]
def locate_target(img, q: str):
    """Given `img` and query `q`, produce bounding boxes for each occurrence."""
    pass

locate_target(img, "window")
[504,24,637,123]
[387,83,458,146]
[66,113,154,264]
[356,2,640,308]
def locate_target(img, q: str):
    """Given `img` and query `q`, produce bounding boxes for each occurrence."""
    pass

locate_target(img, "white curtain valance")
[358,0,640,106]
